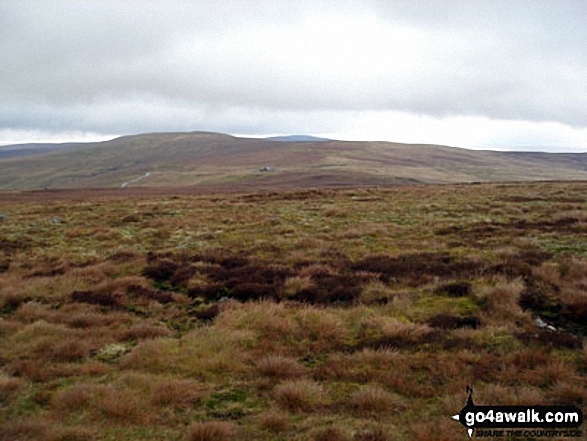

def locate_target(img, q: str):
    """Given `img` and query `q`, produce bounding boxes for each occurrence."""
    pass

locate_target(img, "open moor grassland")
[0,181,586,440]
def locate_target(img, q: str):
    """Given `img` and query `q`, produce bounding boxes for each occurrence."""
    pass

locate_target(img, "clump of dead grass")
[0,286,25,311]
[256,354,308,379]
[9,320,86,362]
[313,426,350,441]
[51,383,94,413]
[360,280,395,305]
[150,379,203,408]
[520,360,577,388]
[477,383,544,406]
[119,323,172,341]
[0,419,51,441]
[475,277,530,326]
[355,315,434,350]
[120,327,253,377]
[274,379,329,412]
[350,385,403,414]
[547,379,587,405]
[65,309,125,328]
[355,427,389,441]
[257,409,290,432]
[51,383,148,424]
[282,276,315,299]
[315,348,405,385]
[0,374,25,402]
[48,338,92,362]
[187,421,234,441]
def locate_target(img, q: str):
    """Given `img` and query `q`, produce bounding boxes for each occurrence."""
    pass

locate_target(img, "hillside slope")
[0,131,586,189]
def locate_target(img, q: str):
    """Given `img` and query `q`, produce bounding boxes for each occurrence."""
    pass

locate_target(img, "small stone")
[0,214,6,221]
[51,217,61,224]
[534,316,555,331]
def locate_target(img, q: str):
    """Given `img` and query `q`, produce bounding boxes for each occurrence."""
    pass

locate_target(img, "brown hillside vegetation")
[1,132,587,189]
[0,181,586,440]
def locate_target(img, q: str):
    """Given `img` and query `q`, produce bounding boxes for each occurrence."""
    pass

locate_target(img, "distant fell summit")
[265,135,331,142]
[1,131,587,190]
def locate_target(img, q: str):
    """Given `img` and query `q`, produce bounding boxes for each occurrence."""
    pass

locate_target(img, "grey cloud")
[0,99,356,136]
[1,0,586,137]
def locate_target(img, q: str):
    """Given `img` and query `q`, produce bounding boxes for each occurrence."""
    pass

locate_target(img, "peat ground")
[0,181,586,440]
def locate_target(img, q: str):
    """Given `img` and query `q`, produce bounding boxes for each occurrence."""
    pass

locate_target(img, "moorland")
[2,132,587,190]
[0,181,586,440]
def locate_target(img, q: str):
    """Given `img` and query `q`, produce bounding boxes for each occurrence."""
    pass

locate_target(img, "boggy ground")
[0,181,586,441]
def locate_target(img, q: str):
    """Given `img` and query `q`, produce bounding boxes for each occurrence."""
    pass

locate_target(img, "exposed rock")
[534,316,556,331]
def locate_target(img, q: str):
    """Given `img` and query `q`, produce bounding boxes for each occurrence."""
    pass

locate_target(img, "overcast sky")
[1,0,587,151]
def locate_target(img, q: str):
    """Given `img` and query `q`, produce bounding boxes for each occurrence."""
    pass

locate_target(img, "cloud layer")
[1,1,586,150]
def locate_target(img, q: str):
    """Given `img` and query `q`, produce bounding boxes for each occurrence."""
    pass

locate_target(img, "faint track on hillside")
[120,172,151,188]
